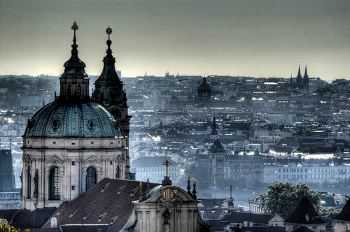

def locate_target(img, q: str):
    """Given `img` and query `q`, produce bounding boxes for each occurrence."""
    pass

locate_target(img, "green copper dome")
[24,100,122,138]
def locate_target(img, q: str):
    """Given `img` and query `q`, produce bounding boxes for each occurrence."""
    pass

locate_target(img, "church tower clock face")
[21,23,130,210]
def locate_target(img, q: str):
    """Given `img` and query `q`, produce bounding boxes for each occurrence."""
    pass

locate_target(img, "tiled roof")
[43,178,159,232]
[285,196,325,224]
[334,199,350,221]
[60,224,110,232]
[0,207,57,228]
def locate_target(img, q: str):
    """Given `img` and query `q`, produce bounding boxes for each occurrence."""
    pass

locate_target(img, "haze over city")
[0,0,350,80]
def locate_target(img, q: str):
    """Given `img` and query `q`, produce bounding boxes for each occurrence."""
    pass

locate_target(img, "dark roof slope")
[0,208,57,228]
[60,224,110,232]
[285,196,325,224]
[43,178,159,232]
[334,199,350,221]
[209,139,225,153]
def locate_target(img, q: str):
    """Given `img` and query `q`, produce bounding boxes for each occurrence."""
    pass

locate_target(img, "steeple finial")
[138,182,144,201]
[162,159,172,186]
[106,27,112,55]
[192,181,197,199]
[187,177,192,195]
[71,21,78,47]
[298,65,301,76]
[304,65,308,77]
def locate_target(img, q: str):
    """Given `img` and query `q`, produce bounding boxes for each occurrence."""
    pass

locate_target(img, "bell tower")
[93,27,130,133]
[93,27,131,177]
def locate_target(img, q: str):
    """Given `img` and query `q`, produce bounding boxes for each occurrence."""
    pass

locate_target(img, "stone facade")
[129,185,207,232]
[22,137,127,209]
[21,23,129,210]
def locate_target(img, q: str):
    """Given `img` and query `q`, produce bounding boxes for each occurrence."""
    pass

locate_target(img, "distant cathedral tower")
[303,66,309,90]
[290,65,310,91]
[296,65,303,89]
[22,23,129,210]
[197,77,212,100]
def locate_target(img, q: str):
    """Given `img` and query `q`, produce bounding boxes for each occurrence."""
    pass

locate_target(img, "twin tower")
[290,65,309,90]
[22,22,131,210]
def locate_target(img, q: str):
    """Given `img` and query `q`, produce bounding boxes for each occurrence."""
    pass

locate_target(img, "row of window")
[27,166,122,200]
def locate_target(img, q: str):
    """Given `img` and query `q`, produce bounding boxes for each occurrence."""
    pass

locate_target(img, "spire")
[95,26,121,84]
[72,21,78,50]
[162,159,172,186]
[297,65,301,77]
[211,116,218,136]
[187,177,192,195]
[106,27,113,57]
[304,66,308,78]
[59,22,88,99]
[63,22,86,71]
[138,182,144,201]
[192,181,197,199]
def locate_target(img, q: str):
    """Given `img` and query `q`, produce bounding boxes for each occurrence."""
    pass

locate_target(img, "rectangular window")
[72,161,75,166]
[71,186,75,190]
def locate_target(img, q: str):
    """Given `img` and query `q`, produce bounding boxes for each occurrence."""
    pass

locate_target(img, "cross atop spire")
[164,159,170,177]
[162,159,172,186]
[71,21,78,47]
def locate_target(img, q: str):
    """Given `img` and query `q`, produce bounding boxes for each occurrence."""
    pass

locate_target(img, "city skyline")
[0,0,350,80]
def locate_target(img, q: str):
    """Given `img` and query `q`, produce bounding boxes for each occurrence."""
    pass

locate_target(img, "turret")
[59,22,89,100]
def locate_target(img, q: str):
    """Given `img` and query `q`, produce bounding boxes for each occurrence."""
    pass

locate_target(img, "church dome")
[24,100,122,138]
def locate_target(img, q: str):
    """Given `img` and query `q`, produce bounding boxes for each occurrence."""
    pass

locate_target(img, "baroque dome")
[24,100,122,138]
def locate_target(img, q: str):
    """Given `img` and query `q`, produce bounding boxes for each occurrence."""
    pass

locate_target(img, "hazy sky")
[0,0,349,80]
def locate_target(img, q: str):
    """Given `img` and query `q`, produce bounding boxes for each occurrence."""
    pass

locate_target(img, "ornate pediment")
[143,186,195,203]
[83,155,101,165]
[46,155,63,165]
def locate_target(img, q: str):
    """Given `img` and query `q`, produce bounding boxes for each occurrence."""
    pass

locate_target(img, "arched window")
[86,166,97,190]
[27,166,31,199]
[116,165,120,179]
[49,167,60,200]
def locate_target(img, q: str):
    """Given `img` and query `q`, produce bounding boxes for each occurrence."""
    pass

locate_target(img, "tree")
[258,183,321,219]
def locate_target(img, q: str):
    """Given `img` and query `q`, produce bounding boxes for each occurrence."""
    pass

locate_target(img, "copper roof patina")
[24,100,122,138]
